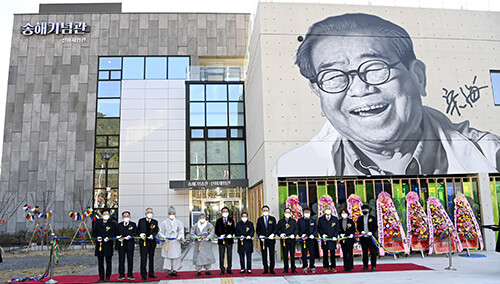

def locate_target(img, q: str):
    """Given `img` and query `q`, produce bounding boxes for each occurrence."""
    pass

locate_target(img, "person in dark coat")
[256,205,277,274]
[215,206,236,275]
[317,204,340,272]
[339,208,356,272]
[137,208,159,281]
[276,207,299,274]
[356,204,378,272]
[116,210,137,280]
[297,207,317,273]
[235,212,255,274]
[92,209,117,282]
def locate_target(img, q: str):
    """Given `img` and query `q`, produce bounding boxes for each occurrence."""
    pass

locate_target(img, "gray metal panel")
[39,3,122,14]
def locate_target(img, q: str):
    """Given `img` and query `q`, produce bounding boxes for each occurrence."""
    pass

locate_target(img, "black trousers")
[118,248,134,277]
[322,241,337,269]
[260,239,275,272]
[97,256,112,279]
[360,237,377,268]
[281,239,296,271]
[239,252,252,270]
[218,243,233,271]
[300,239,315,268]
[340,241,354,270]
[140,243,155,278]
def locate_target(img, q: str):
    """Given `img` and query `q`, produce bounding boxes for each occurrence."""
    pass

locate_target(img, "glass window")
[146,57,167,79]
[96,118,120,135]
[230,140,245,163]
[207,165,229,180]
[110,71,121,80]
[229,84,243,101]
[168,57,189,79]
[123,57,145,79]
[207,129,227,138]
[99,57,121,70]
[190,103,205,127]
[99,71,109,80]
[94,169,106,188]
[190,141,206,164]
[98,81,121,98]
[206,84,227,101]
[97,99,120,118]
[227,67,242,82]
[190,165,206,180]
[95,148,119,168]
[190,84,205,101]
[206,141,228,164]
[107,169,119,188]
[490,71,500,105]
[206,103,227,126]
[96,136,107,147]
[191,129,204,138]
[230,128,244,138]
[229,102,244,126]
[108,136,119,147]
[230,165,246,179]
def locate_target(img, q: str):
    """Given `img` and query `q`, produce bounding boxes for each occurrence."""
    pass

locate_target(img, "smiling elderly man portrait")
[273,13,500,177]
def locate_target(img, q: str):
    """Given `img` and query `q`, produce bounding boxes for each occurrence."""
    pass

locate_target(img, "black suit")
[276,217,298,272]
[339,218,356,271]
[317,214,340,269]
[116,221,137,278]
[356,214,378,268]
[297,217,317,269]
[256,215,277,272]
[92,219,116,280]
[215,217,236,272]
[137,218,159,278]
[235,220,254,270]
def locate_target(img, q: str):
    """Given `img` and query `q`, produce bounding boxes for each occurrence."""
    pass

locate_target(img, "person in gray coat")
[191,212,216,276]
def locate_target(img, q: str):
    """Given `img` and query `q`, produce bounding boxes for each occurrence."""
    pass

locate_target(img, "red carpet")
[15,263,432,283]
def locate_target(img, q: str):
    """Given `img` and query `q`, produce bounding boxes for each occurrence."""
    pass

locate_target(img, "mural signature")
[442,76,488,116]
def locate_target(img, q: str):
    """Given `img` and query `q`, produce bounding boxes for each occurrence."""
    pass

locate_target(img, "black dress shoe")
[270,270,276,274]
[227,270,233,274]
[263,270,268,274]
[127,276,135,280]
[142,277,148,281]
[283,269,288,274]
[172,271,179,277]
[149,274,158,279]
[98,278,104,282]
[240,269,245,274]
[371,267,376,272]
[291,269,297,274]
[195,272,201,276]
[247,270,252,274]
[105,278,110,282]
[362,266,368,271]
[220,271,225,275]
[205,270,212,275]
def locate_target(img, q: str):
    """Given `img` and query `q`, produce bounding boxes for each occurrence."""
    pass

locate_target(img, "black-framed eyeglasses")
[311,59,403,94]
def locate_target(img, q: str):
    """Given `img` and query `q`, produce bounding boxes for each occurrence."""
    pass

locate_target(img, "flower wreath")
[454,193,484,249]
[376,192,409,255]
[427,196,463,254]
[318,195,338,218]
[286,195,303,221]
[405,192,429,245]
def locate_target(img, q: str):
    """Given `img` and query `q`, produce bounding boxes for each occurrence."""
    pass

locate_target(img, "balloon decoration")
[454,193,483,253]
[405,192,429,252]
[376,192,409,255]
[427,196,462,254]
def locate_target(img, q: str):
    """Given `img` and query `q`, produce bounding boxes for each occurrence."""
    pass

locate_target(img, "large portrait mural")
[273,13,500,177]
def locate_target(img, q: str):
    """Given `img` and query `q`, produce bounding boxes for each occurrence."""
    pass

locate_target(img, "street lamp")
[100,151,114,209]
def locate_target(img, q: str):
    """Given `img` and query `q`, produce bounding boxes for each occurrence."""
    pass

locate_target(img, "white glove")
[361,231,366,235]
[368,232,373,236]
[259,235,265,239]
[269,233,275,239]
[126,235,131,240]
[227,234,233,238]
[246,236,252,239]
[309,234,314,239]
[322,234,328,239]
[117,235,123,241]
[349,234,353,238]
[104,237,109,242]
[340,234,345,238]
[239,235,245,240]
[332,237,337,241]
[148,234,153,240]
[288,234,295,239]
[97,236,103,242]
[220,234,225,239]
[140,233,146,239]
[177,236,182,240]
[280,233,286,238]
[301,234,307,238]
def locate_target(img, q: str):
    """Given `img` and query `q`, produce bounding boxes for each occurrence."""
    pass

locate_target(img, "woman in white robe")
[191,212,216,276]
[158,206,184,277]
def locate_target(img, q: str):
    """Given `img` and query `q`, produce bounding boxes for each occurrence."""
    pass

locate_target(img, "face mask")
[325,210,332,215]
[284,213,291,219]
[241,217,248,222]
[199,218,206,224]
[304,213,310,218]
[123,217,130,223]
[263,211,269,216]
[103,215,110,220]
[363,210,369,215]
[341,213,348,219]
[169,215,175,220]
[146,213,153,219]
[222,212,229,218]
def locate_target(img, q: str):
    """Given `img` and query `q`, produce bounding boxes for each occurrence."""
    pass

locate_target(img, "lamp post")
[100,151,114,209]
